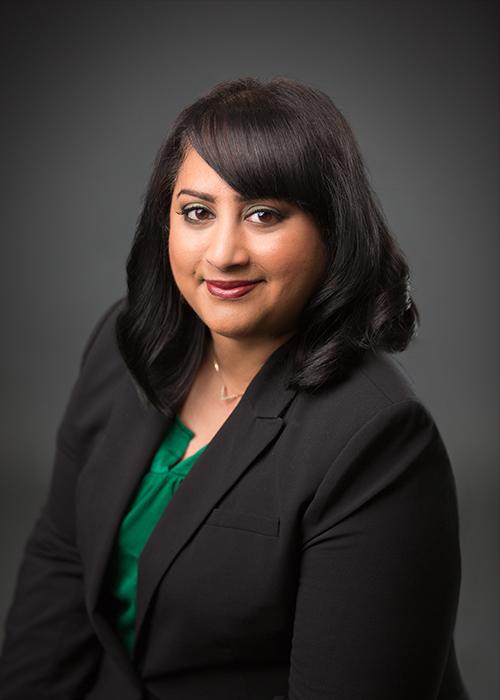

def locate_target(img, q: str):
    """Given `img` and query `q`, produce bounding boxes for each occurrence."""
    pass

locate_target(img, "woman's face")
[168,146,327,341]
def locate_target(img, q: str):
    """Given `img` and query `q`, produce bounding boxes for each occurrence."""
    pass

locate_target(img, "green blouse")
[109,415,208,655]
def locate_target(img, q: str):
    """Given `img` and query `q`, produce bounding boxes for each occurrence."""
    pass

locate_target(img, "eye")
[246,208,283,225]
[176,205,213,223]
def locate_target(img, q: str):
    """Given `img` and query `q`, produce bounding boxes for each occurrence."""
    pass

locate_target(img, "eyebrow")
[176,188,259,203]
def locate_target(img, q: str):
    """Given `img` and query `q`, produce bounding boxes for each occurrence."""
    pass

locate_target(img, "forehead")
[175,147,228,192]
[173,146,286,206]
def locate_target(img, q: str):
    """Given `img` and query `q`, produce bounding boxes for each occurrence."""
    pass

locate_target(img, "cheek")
[269,238,325,281]
[168,229,199,274]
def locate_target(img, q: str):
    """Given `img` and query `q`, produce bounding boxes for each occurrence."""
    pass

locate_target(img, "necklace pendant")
[220,385,242,401]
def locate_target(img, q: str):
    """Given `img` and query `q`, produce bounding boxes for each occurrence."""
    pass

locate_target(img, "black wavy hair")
[116,76,420,417]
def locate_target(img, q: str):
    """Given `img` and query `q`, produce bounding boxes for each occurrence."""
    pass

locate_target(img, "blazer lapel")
[134,335,299,653]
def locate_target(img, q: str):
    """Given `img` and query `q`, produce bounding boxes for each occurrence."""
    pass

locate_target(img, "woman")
[0,77,470,699]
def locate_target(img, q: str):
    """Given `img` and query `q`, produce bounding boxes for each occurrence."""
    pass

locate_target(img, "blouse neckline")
[149,414,207,477]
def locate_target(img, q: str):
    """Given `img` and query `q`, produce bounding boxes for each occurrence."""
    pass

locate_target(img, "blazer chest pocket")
[205,507,280,537]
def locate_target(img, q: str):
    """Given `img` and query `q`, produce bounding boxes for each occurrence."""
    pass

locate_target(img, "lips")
[205,280,262,299]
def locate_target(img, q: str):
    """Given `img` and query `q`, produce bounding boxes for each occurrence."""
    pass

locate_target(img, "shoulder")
[293,348,426,435]
[55,297,128,460]
[332,348,420,409]
[293,354,455,536]
[286,349,442,483]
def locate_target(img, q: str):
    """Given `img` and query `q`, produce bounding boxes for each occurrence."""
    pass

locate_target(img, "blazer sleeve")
[0,299,124,700]
[287,399,462,700]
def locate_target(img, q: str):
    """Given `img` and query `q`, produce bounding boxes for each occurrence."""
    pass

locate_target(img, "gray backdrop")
[1,1,498,698]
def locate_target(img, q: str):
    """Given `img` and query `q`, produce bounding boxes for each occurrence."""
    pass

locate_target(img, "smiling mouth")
[204,280,262,299]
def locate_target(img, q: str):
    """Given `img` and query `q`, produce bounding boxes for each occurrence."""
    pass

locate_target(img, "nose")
[204,218,250,271]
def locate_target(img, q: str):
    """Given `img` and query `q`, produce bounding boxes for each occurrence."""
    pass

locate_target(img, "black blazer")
[0,298,470,700]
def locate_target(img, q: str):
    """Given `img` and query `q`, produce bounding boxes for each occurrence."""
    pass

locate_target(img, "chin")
[208,327,255,340]
[204,320,261,340]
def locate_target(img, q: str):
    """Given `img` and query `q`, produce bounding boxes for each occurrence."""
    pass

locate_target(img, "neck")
[206,331,296,396]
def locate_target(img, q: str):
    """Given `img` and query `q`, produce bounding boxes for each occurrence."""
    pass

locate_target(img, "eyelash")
[175,204,284,226]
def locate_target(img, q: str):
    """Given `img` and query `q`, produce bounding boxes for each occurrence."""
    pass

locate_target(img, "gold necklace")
[212,351,244,401]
